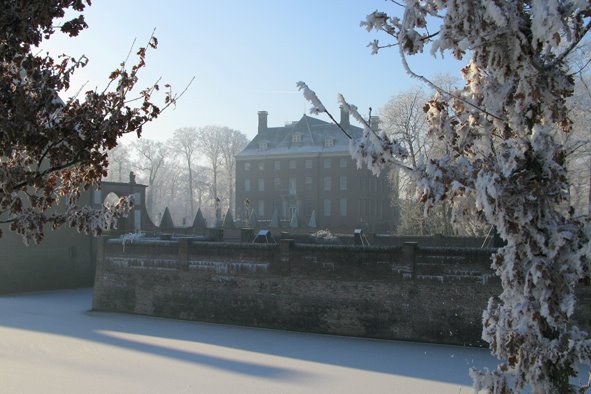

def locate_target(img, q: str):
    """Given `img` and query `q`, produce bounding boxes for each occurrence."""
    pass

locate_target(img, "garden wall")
[92,237,591,346]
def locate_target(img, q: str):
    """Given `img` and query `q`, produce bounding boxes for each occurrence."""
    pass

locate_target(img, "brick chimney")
[339,106,350,129]
[258,111,268,134]
[370,115,381,131]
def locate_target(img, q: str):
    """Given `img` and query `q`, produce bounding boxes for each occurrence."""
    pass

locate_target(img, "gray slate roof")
[237,114,363,158]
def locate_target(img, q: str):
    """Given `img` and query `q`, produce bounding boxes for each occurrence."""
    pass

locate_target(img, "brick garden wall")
[92,238,591,346]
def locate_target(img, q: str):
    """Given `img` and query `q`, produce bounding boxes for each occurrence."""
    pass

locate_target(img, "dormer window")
[258,142,269,150]
[292,133,302,143]
[324,137,335,147]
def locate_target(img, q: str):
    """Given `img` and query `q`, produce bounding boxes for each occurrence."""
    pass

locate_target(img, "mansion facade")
[235,110,397,233]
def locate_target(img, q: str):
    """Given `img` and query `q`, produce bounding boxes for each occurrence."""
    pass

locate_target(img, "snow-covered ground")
[0,288,498,393]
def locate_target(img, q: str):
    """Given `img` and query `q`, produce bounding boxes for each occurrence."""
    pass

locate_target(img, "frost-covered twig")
[349,1,591,392]
[297,82,411,176]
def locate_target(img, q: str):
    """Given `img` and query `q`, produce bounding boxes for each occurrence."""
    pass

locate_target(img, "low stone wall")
[0,226,95,294]
[92,237,591,346]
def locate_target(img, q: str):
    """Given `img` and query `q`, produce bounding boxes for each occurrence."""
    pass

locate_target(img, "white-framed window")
[258,161,264,171]
[324,137,335,147]
[339,158,347,168]
[323,199,332,216]
[288,177,296,195]
[257,200,265,217]
[258,178,265,192]
[244,179,251,192]
[244,162,251,171]
[93,190,102,205]
[339,199,347,216]
[289,206,297,221]
[134,209,141,231]
[305,176,312,192]
[258,142,268,150]
[133,193,142,206]
[339,176,347,191]
[305,159,312,169]
[273,177,281,192]
[323,176,331,191]
[292,133,302,143]
[324,158,331,169]
[274,160,280,170]
[289,159,296,169]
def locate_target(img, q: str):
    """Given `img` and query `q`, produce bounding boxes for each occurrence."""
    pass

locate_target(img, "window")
[289,159,296,169]
[305,176,312,192]
[257,200,265,217]
[339,158,347,168]
[133,193,142,206]
[305,159,312,169]
[324,158,332,169]
[258,161,264,171]
[339,198,347,216]
[323,199,332,216]
[274,160,280,170]
[134,209,141,231]
[339,176,347,191]
[258,142,268,150]
[244,162,251,171]
[323,176,331,191]
[288,177,296,195]
[292,133,302,143]
[244,179,251,192]
[273,177,281,192]
[289,206,297,221]
[324,137,334,147]
[304,199,314,218]
[258,178,265,192]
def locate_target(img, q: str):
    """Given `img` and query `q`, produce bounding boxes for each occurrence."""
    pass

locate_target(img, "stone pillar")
[241,228,254,243]
[178,239,189,271]
[402,242,418,280]
[279,239,294,275]
[92,236,106,311]
[207,228,223,242]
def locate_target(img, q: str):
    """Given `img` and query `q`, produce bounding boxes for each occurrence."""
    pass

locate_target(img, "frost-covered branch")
[310,1,591,392]
[298,82,411,176]
[0,0,190,244]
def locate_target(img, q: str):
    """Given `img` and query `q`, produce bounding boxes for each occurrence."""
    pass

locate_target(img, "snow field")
[0,288,497,393]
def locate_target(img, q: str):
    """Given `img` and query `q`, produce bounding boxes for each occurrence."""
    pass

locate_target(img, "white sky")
[0,288,501,393]
[39,1,465,142]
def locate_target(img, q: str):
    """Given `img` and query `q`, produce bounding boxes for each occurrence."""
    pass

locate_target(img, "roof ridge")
[303,115,316,145]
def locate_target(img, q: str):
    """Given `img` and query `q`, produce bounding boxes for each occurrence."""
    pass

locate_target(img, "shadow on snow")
[0,288,498,386]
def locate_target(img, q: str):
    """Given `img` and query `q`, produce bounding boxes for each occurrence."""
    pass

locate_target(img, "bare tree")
[196,126,225,204]
[104,143,131,183]
[132,138,166,218]
[381,87,430,234]
[381,87,429,168]
[219,128,248,215]
[170,127,199,217]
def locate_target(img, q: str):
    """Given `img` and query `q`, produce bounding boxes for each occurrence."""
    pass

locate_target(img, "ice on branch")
[296,81,326,115]
[298,83,409,176]
[360,11,390,32]
[354,1,591,390]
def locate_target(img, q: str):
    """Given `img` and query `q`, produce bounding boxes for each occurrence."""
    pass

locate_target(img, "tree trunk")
[188,167,194,217]
[228,169,234,216]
